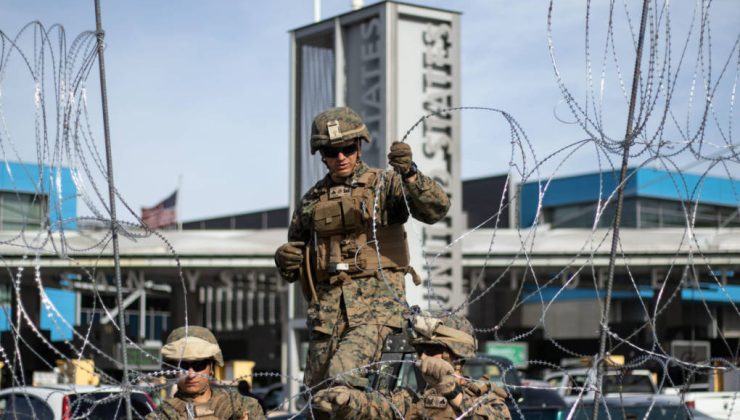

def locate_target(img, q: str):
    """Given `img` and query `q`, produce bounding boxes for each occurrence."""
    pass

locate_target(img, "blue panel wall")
[40,288,77,341]
[636,168,740,207]
[0,305,10,332]
[520,168,740,227]
[0,161,77,229]
[520,170,639,227]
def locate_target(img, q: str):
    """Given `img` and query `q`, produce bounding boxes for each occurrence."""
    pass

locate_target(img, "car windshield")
[603,374,655,394]
[567,372,655,395]
[67,392,153,419]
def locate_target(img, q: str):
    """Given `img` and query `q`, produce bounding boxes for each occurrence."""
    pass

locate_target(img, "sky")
[0,0,737,223]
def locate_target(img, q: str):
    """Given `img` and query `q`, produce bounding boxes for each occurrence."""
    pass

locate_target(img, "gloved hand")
[312,386,356,414]
[387,141,413,176]
[419,357,457,395]
[275,241,304,272]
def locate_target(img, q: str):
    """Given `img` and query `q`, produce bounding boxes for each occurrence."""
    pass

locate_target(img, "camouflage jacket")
[332,380,511,419]
[282,161,450,333]
[145,387,265,420]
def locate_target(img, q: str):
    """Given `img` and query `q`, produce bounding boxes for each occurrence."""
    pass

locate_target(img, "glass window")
[603,373,655,394]
[719,207,740,227]
[67,392,153,419]
[0,394,54,420]
[547,199,638,228]
[639,209,661,228]
[0,192,47,230]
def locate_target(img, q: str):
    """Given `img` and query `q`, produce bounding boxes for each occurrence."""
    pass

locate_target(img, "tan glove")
[275,241,304,272]
[387,141,413,176]
[419,357,456,395]
[312,386,354,414]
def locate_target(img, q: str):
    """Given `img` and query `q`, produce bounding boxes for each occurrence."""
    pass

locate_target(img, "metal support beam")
[100,289,143,325]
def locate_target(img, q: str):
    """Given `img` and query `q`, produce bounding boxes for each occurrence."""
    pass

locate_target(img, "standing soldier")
[312,313,512,419]
[146,326,265,420]
[274,107,450,389]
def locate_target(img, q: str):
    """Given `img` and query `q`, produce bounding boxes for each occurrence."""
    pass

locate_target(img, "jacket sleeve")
[337,388,414,419]
[385,169,450,225]
[456,386,512,419]
[240,395,266,419]
[275,203,311,283]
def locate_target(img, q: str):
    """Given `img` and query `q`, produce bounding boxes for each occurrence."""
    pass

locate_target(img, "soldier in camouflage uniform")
[312,312,512,419]
[274,107,450,390]
[146,326,265,420]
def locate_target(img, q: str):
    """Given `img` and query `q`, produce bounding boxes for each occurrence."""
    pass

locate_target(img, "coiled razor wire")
[0,1,739,419]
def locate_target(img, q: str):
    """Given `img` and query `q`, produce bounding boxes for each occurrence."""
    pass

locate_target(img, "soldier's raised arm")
[384,141,451,225]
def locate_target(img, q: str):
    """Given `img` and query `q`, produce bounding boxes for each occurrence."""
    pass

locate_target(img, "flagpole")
[177,174,183,231]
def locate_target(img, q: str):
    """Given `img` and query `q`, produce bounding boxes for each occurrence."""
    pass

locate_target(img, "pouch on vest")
[311,170,412,283]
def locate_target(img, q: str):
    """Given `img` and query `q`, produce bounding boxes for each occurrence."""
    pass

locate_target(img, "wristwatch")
[403,162,418,180]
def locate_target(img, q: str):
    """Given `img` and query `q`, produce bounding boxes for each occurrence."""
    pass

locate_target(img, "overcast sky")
[1,1,737,222]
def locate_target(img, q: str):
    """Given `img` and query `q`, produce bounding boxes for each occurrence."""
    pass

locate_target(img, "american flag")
[141,191,177,229]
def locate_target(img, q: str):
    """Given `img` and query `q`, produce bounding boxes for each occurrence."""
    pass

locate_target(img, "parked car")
[251,382,309,415]
[664,385,739,419]
[0,385,155,419]
[545,367,658,398]
[545,367,691,419]
[462,355,568,420]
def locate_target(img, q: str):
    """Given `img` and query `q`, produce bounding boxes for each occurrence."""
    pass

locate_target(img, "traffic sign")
[484,342,528,368]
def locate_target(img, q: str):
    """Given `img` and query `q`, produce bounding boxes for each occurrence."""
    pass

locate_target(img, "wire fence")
[0,0,738,419]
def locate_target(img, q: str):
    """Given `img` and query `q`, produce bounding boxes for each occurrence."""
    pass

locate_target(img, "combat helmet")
[411,311,477,359]
[310,107,371,154]
[161,325,224,367]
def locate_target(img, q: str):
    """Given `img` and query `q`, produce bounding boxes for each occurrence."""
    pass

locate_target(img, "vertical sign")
[394,5,465,311]
[345,14,386,169]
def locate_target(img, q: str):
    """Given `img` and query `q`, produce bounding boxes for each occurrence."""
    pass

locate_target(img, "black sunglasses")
[168,359,211,372]
[416,344,447,357]
[322,143,358,158]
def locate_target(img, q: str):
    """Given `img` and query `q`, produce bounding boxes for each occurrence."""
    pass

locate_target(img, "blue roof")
[519,168,740,227]
[0,161,77,229]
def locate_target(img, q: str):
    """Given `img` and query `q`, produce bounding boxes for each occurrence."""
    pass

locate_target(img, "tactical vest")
[311,168,410,283]
[406,389,457,420]
[404,380,509,419]
[163,398,223,420]
[160,390,246,420]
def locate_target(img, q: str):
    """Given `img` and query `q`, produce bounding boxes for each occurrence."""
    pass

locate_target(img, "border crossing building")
[5,162,738,384]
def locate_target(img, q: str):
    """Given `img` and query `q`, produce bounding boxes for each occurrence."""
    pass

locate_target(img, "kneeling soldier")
[146,326,265,420]
[312,313,511,419]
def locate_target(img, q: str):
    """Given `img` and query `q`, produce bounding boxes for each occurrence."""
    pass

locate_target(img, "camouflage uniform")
[146,387,265,420]
[314,381,510,419]
[312,312,511,419]
[278,108,450,389]
[146,326,265,420]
